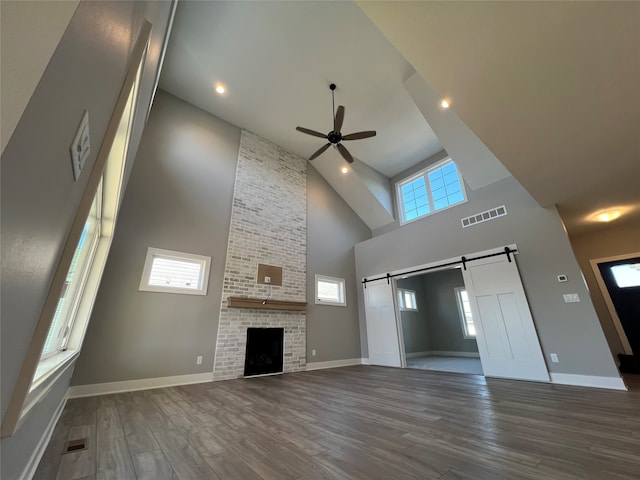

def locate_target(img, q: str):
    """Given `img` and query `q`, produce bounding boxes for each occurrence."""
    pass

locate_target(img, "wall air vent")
[461,205,507,228]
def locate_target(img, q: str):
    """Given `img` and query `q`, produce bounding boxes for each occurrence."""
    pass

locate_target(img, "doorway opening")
[591,253,640,374]
[396,267,483,376]
[363,245,550,383]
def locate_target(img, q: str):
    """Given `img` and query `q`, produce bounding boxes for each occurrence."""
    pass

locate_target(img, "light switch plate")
[70,110,90,181]
[563,293,580,303]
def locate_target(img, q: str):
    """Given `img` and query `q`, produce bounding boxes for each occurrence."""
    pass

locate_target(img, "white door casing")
[363,279,402,367]
[461,253,550,382]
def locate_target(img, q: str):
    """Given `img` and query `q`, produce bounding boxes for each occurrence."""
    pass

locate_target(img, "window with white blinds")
[139,248,211,295]
[315,275,346,306]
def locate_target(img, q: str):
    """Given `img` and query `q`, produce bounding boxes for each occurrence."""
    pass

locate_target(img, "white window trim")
[315,274,346,307]
[397,288,418,311]
[455,287,476,339]
[139,247,211,295]
[396,157,467,226]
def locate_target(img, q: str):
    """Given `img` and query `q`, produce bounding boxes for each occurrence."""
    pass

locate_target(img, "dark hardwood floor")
[34,366,640,479]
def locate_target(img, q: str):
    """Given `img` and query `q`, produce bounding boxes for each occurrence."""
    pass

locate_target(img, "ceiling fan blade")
[296,126,327,139]
[309,143,331,161]
[336,143,354,164]
[342,131,377,141]
[334,105,345,133]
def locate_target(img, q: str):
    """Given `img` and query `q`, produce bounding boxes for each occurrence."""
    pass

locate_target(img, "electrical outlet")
[563,293,580,303]
[550,353,559,363]
[264,276,271,284]
[312,349,316,357]
[196,356,203,365]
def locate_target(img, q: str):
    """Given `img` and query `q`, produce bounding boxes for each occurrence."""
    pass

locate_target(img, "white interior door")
[462,253,549,382]
[364,279,401,367]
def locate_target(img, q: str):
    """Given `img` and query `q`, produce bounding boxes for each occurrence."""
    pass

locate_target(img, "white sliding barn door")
[364,279,401,367]
[462,254,549,382]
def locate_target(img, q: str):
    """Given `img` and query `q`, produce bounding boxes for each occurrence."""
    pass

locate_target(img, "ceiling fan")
[296,83,376,164]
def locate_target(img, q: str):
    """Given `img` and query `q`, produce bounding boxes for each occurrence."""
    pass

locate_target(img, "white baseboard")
[550,373,627,391]
[405,350,480,359]
[20,395,67,480]
[361,358,371,365]
[306,358,363,371]
[405,351,431,358]
[430,350,480,358]
[67,372,214,398]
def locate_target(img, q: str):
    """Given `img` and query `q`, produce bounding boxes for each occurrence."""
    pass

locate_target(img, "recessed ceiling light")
[215,83,226,94]
[441,98,450,109]
[341,166,349,174]
[594,210,621,222]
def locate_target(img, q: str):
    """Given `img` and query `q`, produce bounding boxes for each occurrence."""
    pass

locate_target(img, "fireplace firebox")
[244,327,284,376]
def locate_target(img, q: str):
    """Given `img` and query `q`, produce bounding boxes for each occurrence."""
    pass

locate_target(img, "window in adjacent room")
[315,275,346,306]
[139,247,211,295]
[397,158,467,225]
[455,287,476,338]
[397,288,418,311]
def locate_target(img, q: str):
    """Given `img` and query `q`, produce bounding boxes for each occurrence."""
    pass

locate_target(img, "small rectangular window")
[140,248,211,295]
[397,289,418,311]
[315,275,346,306]
[397,158,467,225]
[455,287,476,338]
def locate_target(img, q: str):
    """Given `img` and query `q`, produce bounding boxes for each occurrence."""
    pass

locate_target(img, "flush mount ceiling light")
[441,98,451,109]
[593,210,622,222]
[341,166,349,174]
[215,83,226,94]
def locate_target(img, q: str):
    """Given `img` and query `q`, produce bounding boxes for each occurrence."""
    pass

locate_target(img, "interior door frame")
[391,278,408,368]
[370,245,521,374]
[391,264,468,370]
[589,252,639,355]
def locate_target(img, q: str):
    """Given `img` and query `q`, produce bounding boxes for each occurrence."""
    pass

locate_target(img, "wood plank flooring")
[34,367,640,479]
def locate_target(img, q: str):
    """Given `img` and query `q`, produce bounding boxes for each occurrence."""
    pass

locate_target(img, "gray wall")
[355,175,620,379]
[0,1,172,478]
[307,166,372,363]
[421,269,478,354]
[72,91,370,384]
[569,222,640,357]
[396,276,430,354]
[72,91,241,385]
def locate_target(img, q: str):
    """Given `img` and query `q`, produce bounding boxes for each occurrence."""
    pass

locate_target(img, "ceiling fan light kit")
[296,83,376,164]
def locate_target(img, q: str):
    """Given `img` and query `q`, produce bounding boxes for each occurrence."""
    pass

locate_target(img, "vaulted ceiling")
[160,1,640,235]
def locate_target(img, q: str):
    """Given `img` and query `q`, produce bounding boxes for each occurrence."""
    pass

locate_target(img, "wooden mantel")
[227,296,307,311]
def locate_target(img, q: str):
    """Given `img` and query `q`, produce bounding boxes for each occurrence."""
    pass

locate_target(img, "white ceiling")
[160,1,443,179]
[359,1,640,235]
[160,1,640,236]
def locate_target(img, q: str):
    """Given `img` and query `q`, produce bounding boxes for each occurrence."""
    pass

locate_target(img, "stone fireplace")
[212,130,306,380]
